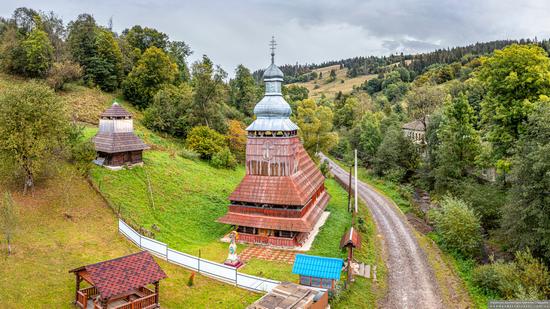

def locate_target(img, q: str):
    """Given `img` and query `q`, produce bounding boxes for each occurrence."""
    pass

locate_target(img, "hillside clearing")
[292,65,375,99]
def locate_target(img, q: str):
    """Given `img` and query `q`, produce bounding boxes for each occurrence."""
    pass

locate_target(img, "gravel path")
[321,155,443,308]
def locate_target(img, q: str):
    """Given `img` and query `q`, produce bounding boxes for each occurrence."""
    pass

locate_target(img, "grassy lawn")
[0,164,259,308]
[90,149,245,261]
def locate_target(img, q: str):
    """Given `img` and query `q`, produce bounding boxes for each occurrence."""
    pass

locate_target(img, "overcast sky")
[2,0,550,75]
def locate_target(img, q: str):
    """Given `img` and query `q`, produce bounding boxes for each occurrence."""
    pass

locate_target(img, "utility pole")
[347,165,352,213]
[354,149,358,214]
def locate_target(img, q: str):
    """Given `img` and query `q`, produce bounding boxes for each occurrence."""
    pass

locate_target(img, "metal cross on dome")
[270,36,277,64]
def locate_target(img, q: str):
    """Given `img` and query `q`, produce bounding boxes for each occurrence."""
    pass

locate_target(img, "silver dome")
[263,63,284,80]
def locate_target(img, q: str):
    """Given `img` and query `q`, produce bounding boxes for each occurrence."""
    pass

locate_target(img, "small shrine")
[340,227,362,284]
[218,38,330,247]
[92,102,149,169]
[69,251,166,309]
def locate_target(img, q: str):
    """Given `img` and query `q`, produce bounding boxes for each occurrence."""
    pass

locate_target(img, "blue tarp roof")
[292,254,343,280]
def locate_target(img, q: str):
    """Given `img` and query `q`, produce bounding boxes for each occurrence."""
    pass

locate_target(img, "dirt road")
[321,155,443,308]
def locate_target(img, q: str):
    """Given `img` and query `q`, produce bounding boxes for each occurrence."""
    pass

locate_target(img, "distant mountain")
[253,38,550,84]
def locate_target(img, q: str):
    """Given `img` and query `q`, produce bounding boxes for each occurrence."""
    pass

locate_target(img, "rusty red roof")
[219,191,329,232]
[101,103,132,118]
[340,227,361,249]
[229,142,325,206]
[70,251,166,300]
[93,132,149,153]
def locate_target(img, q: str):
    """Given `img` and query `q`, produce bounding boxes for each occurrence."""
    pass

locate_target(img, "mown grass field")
[0,164,259,308]
[292,65,376,99]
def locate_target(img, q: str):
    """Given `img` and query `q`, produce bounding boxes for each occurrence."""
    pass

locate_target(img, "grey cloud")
[1,0,549,74]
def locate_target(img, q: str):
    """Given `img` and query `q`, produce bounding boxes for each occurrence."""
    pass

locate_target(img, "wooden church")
[92,102,149,169]
[218,40,330,247]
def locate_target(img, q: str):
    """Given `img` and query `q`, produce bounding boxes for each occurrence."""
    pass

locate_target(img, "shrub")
[66,125,96,174]
[453,180,505,230]
[472,250,550,299]
[319,160,330,177]
[178,148,200,161]
[472,260,517,298]
[143,84,192,137]
[430,195,482,258]
[46,61,83,91]
[186,126,226,160]
[226,120,246,162]
[210,147,237,169]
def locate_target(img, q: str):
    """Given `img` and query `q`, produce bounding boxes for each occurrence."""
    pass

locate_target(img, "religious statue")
[224,231,243,268]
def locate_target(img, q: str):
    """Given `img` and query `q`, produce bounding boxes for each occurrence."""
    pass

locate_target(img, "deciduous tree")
[122,46,178,108]
[478,44,550,162]
[293,99,338,157]
[143,84,193,137]
[502,100,550,260]
[190,55,227,132]
[0,82,68,194]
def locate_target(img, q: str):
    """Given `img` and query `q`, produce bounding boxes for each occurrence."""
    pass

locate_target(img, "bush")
[472,250,550,299]
[46,61,83,91]
[453,180,505,230]
[66,125,96,174]
[178,148,200,161]
[430,195,482,258]
[226,120,246,163]
[210,147,237,169]
[186,126,226,160]
[319,160,330,177]
[143,84,192,137]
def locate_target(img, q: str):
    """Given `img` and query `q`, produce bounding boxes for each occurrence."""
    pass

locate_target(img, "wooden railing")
[81,286,99,298]
[111,294,157,309]
[76,290,87,309]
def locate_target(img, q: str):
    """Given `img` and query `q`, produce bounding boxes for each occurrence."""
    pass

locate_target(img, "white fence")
[118,219,280,293]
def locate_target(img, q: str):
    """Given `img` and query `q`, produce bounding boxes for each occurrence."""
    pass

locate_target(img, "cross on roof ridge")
[270,36,277,64]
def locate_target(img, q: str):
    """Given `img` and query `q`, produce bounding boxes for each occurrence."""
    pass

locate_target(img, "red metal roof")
[70,251,166,300]
[340,227,361,249]
[229,140,325,206]
[101,103,132,118]
[218,191,329,232]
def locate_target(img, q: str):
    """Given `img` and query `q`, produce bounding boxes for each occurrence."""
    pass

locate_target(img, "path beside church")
[321,154,443,309]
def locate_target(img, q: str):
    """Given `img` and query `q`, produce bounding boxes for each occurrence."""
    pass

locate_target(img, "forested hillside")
[265,38,550,84]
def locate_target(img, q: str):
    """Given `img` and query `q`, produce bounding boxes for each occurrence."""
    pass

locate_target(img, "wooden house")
[92,102,149,169]
[69,251,166,309]
[217,41,329,247]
